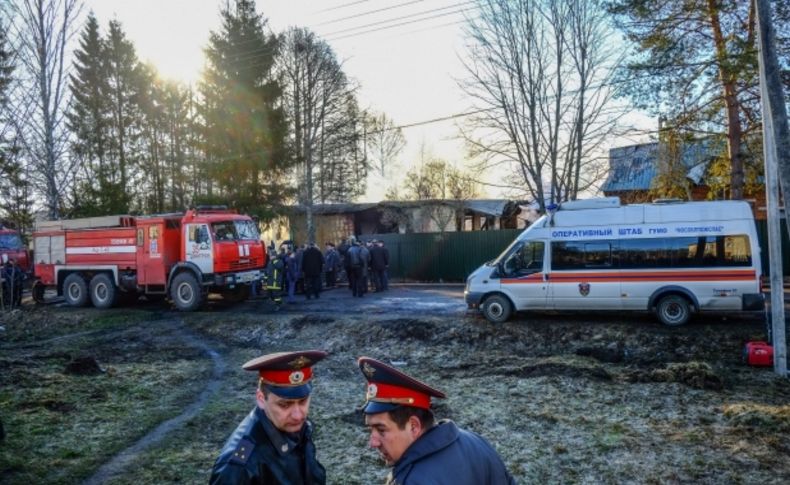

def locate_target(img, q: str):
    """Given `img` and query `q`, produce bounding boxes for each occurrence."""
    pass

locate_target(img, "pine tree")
[0,18,33,233]
[0,17,14,178]
[199,0,289,216]
[67,13,111,216]
[609,0,768,200]
[162,80,191,211]
[103,19,143,213]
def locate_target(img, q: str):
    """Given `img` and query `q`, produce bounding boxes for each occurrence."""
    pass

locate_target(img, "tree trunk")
[708,0,744,200]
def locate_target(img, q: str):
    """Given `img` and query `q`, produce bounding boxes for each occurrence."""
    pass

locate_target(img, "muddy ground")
[1,286,790,484]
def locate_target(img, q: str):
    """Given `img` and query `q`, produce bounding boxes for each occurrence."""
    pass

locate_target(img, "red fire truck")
[0,222,31,273]
[31,207,266,311]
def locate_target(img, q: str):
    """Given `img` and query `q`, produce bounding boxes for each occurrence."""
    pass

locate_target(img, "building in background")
[262,199,527,246]
[602,141,767,219]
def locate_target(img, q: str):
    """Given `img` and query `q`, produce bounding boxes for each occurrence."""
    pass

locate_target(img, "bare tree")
[278,27,364,243]
[365,111,405,177]
[3,0,82,219]
[402,158,481,233]
[460,0,622,212]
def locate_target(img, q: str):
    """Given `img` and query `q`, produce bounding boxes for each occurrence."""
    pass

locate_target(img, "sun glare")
[141,49,204,86]
[85,0,213,86]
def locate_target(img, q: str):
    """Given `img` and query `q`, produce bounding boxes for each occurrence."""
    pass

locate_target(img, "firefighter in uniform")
[210,350,328,485]
[263,244,284,305]
[358,357,516,485]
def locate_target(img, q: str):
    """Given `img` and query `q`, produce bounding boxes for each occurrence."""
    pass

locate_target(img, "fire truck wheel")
[32,281,46,304]
[482,294,512,323]
[63,274,89,307]
[171,272,203,311]
[89,273,117,309]
[656,294,691,326]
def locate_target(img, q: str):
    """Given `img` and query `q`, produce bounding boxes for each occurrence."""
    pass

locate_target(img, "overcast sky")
[81,0,655,201]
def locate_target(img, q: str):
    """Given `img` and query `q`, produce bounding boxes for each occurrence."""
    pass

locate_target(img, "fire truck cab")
[32,207,266,311]
[0,222,30,274]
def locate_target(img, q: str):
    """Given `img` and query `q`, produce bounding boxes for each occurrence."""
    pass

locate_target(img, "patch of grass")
[595,429,625,452]
[0,307,150,343]
[722,403,790,432]
[88,310,150,328]
[0,317,212,485]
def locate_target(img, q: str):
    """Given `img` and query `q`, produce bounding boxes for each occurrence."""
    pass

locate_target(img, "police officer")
[357,357,515,485]
[210,350,328,484]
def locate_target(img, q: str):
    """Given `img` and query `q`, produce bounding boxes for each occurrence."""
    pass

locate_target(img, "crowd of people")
[261,237,391,304]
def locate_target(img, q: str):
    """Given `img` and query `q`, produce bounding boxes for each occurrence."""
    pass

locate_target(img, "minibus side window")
[551,242,585,270]
[721,235,751,266]
[503,241,545,276]
[584,242,613,268]
[552,240,615,269]
[671,237,705,267]
[619,235,751,269]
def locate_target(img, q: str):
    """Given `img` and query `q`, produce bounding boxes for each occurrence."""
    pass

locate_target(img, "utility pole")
[756,0,788,376]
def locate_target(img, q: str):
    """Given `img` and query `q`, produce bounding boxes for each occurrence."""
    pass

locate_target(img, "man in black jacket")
[301,243,325,299]
[357,357,515,485]
[369,240,389,292]
[210,350,328,485]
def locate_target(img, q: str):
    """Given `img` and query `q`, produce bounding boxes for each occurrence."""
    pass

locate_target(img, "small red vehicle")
[0,222,31,274]
[31,206,266,310]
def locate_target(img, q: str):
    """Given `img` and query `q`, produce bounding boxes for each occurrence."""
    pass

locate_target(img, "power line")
[311,0,373,15]
[222,3,477,66]
[320,0,476,38]
[326,7,473,41]
[316,0,426,27]
[201,1,469,57]
[361,15,473,43]
[367,73,656,135]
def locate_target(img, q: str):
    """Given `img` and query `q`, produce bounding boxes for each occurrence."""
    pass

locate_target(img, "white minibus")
[465,197,764,325]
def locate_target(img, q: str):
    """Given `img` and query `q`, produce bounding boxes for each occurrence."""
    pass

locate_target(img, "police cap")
[243,350,328,399]
[358,357,446,414]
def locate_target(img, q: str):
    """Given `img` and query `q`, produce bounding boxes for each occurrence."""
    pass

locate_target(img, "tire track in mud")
[83,319,226,485]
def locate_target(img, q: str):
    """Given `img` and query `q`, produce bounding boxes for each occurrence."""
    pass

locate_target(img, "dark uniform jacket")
[302,247,325,277]
[210,407,326,485]
[324,248,340,272]
[386,420,515,485]
[369,246,389,271]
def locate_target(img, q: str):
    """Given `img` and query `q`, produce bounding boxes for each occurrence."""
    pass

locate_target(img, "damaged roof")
[602,139,723,192]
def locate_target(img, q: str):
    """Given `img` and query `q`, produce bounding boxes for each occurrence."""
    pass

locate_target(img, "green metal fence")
[372,221,788,282]
[755,219,790,276]
[371,230,522,282]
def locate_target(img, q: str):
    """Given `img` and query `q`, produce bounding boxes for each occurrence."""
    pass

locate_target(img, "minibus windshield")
[492,215,546,264]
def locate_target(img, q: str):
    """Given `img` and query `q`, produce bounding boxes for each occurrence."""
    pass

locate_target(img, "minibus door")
[548,240,622,310]
[499,240,548,309]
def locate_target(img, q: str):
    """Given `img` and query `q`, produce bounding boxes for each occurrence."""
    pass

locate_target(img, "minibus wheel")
[655,294,691,326]
[482,294,512,323]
